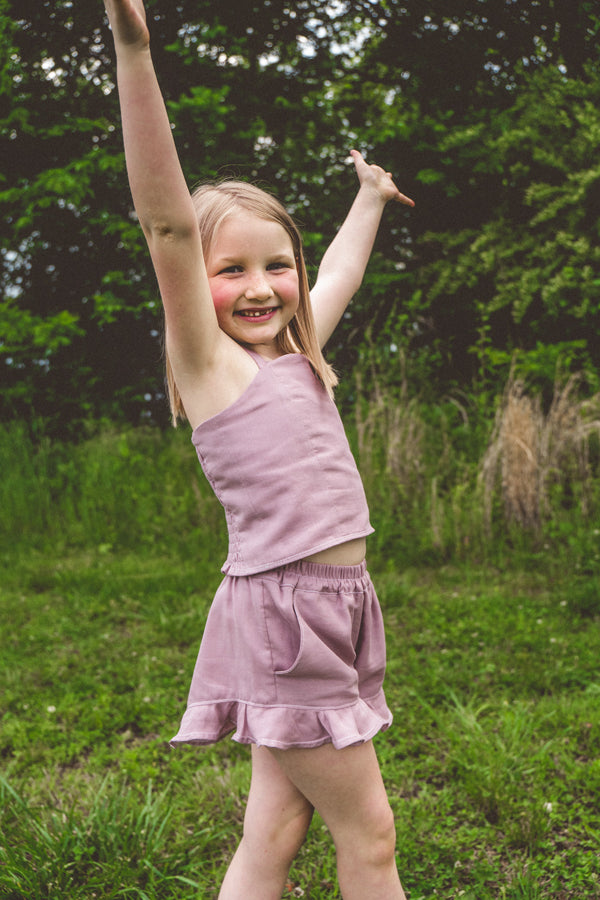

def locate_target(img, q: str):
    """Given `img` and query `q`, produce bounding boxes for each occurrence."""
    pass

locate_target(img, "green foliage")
[384,64,600,396]
[0,777,183,899]
[3,346,600,567]
[2,1,600,432]
[0,422,226,559]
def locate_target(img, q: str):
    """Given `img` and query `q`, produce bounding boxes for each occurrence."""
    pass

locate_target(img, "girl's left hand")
[104,0,149,51]
[350,149,414,207]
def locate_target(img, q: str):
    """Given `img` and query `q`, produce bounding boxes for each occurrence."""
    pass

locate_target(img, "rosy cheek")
[209,284,231,314]
[285,276,300,305]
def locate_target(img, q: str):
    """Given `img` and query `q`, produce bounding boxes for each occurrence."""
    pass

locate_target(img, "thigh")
[246,745,314,835]
[268,740,392,840]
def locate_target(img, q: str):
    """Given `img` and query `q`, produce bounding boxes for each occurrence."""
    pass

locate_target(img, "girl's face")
[206,210,300,355]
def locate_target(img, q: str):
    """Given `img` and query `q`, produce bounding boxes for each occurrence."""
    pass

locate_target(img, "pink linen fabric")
[191,352,374,576]
[170,559,392,750]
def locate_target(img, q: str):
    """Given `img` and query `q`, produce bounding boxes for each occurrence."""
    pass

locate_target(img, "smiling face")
[205,209,300,356]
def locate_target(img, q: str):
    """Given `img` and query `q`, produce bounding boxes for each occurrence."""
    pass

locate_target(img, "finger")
[395,191,415,207]
[349,148,369,172]
[386,171,415,207]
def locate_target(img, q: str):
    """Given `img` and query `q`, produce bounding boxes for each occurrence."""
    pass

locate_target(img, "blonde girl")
[104,1,414,898]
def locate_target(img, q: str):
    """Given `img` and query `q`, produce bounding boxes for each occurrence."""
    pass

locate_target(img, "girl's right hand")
[350,149,414,207]
[103,0,150,50]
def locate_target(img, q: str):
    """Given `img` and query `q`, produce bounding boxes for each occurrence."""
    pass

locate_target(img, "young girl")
[104,2,414,898]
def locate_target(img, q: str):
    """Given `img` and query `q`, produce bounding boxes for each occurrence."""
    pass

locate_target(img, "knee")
[339,801,397,871]
[367,804,397,869]
[245,802,313,865]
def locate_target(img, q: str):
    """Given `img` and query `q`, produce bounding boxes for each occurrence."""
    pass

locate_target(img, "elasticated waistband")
[276,557,368,581]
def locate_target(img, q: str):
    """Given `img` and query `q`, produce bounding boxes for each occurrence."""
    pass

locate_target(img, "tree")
[0,0,353,432]
[2,0,599,431]
[410,64,600,392]
[334,1,600,397]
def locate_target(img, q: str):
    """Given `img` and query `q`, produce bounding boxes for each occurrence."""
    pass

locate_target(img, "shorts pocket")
[260,580,303,675]
[261,579,361,706]
[273,605,304,676]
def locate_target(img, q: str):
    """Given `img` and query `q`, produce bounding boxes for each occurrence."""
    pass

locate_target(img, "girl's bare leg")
[218,744,314,900]
[270,740,407,900]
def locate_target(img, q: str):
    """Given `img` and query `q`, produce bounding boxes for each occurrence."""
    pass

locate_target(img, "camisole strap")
[241,346,268,369]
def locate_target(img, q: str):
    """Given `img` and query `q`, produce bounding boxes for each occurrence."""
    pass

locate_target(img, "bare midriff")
[304,536,367,566]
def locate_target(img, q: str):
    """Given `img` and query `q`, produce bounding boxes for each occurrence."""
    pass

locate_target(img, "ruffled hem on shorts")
[169,691,392,751]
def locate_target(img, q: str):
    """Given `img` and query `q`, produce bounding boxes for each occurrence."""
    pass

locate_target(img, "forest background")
[1,2,600,899]
[2,0,600,433]
[4,0,600,553]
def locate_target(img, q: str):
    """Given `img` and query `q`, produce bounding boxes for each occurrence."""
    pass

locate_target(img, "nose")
[244,270,274,301]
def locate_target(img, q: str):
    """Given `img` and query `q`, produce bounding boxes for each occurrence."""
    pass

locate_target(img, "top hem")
[220,526,375,576]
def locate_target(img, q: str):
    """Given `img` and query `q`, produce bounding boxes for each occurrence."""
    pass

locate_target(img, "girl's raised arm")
[310,150,414,348]
[103,0,220,370]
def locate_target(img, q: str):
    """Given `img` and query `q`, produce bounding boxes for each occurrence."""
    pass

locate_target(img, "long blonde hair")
[165,180,337,425]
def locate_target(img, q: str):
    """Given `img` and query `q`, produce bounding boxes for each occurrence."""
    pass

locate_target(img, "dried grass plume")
[479,367,600,535]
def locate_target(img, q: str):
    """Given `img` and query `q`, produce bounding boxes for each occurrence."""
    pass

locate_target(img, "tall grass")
[479,369,600,535]
[354,365,600,567]
[0,423,225,560]
[2,365,600,568]
[0,777,183,899]
[354,367,485,564]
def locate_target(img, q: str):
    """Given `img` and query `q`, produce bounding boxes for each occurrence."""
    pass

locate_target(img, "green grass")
[1,419,599,897]
[1,546,599,899]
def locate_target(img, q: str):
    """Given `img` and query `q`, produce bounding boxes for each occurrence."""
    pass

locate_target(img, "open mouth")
[235,308,278,320]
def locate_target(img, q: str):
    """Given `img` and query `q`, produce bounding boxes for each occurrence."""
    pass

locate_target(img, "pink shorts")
[170,559,392,750]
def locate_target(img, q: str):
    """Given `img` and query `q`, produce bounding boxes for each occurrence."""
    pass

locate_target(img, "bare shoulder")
[168,332,260,429]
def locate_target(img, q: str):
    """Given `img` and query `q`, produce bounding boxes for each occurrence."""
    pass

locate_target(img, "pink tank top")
[191,349,374,575]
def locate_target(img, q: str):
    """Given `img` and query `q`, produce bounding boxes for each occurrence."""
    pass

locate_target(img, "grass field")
[1,540,599,899]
